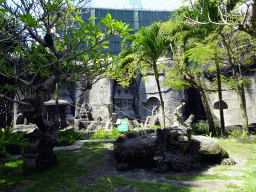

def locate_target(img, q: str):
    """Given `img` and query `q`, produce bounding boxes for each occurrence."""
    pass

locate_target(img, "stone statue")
[79,103,90,120]
[174,102,186,126]
[16,112,24,125]
[152,105,159,116]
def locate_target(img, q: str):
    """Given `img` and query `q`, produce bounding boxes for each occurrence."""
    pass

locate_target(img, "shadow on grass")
[0,142,108,192]
[1,140,252,192]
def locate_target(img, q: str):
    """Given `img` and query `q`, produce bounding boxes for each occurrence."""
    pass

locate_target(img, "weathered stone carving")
[19,97,59,175]
[79,103,90,121]
[114,126,235,172]
[152,105,159,116]
[174,102,186,126]
[22,128,40,175]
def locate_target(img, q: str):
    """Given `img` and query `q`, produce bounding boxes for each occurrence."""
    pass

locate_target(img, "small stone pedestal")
[22,129,40,176]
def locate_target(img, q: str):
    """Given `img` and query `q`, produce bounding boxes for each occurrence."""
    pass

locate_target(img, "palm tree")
[119,22,173,128]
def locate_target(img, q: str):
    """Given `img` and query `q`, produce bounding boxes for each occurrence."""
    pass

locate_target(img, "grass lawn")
[0,139,256,192]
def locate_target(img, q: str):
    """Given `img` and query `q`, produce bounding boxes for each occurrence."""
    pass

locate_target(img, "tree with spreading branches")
[0,0,131,173]
[182,0,256,38]
[178,0,256,134]
[112,22,173,128]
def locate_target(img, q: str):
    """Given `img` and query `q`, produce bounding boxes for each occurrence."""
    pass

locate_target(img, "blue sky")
[84,0,188,11]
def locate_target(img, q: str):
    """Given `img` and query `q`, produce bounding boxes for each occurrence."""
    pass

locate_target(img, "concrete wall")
[206,76,256,126]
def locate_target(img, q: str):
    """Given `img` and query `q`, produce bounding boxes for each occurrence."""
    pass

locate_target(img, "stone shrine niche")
[142,97,160,118]
[113,85,136,119]
[213,101,228,109]
[44,87,74,128]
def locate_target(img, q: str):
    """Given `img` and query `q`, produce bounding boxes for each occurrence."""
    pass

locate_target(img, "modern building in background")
[81,8,174,55]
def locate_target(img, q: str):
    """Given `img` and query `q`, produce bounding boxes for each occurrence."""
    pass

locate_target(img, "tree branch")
[0,94,30,106]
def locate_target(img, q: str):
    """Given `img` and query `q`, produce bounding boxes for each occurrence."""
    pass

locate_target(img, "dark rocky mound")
[114,126,236,172]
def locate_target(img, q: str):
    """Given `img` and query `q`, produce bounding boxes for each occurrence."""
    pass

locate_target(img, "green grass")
[217,140,256,154]
[87,175,200,192]
[0,142,197,192]
[164,173,244,181]
[0,142,109,192]
[1,129,256,192]
[225,183,240,189]
[86,153,107,163]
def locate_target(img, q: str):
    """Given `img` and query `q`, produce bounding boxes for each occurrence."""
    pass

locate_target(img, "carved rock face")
[114,126,235,173]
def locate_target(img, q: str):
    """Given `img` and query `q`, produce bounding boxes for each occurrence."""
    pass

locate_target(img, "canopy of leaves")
[110,22,173,87]
[0,0,132,101]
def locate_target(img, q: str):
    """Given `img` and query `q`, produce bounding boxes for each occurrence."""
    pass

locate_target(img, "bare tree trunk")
[238,63,248,134]
[232,64,249,135]
[214,52,225,138]
[198,87,216,137]
[233,76,249,134]
[54,83,60,129]
[153,63,166,128]
[220,34,249,135]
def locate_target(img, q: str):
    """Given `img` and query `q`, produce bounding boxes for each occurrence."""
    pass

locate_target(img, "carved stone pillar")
[23,129,40,176]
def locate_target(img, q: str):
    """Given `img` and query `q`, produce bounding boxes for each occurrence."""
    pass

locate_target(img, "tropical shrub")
[190,122,209,135]
[90,128,121,140]
[0,127,28,157]
[57,128,86,146]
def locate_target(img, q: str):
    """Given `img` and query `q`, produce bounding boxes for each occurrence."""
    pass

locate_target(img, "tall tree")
[161,20,217,136]
[186,33,226,138]
[113,22,173,128]
[164,55,217,137]
[178,0,256,134]
[182,0,256,37]
[217,27,256,134]
[0,0,131,173]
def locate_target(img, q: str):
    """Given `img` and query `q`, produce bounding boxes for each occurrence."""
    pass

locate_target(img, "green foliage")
[57,128,86,146]
[111,22,172,87]
[162,21,220,91]
[164,68,194,90]
[149,125,162,130]
[18,13,41,28]
[0,0,132,97]
[190,122,209,135]
[212,74,252,89]
[0,127,28,157]
[225,127,248,139]
[90,128,121,140]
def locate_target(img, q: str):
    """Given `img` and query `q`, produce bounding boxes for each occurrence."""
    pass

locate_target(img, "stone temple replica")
[13,58,256,132]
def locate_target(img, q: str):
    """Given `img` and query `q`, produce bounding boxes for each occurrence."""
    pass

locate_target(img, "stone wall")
[113,82,137,119]
[11,59,256,131]
[75,77,115,122]
[138,74,184,126]
[206,76,256,126]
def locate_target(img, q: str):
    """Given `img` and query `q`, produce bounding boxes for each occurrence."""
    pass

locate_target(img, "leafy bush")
[0,127,28,157]
[190,122,209,135]
[215,126,222,137]
[149,125,162,129]
[90,128,121,140]
[225,127,248,139]
[111,128,121,138]
[57,128,86,146]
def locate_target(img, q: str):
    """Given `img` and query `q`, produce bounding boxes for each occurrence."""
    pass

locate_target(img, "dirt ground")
[74,144,250,192]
